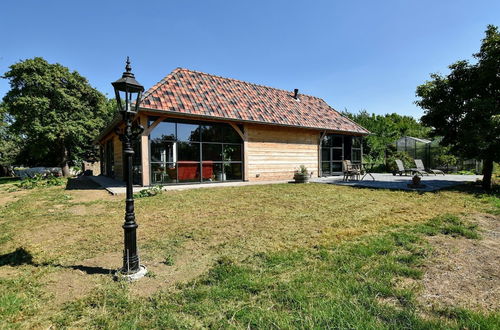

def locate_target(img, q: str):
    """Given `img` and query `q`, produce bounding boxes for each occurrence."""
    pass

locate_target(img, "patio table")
[361,163,376,181]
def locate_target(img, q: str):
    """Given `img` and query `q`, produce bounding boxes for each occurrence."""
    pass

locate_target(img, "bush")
[133,185,163,198]
[14,173,65,190]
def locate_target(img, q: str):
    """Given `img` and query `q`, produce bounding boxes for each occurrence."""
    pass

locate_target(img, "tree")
[416,25,500,190]
[2,57,115,176]
[342,110,430,164]
[0,103,23,176]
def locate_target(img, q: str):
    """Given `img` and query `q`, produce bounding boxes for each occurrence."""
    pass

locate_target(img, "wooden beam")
[142,117,163,136]
[318,131,326,177]
[243,124,249,181]
[229,122,245,140]
[140,114,150,186]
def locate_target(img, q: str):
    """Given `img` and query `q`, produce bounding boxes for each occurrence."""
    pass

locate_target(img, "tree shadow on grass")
[65,177,104,191]
[439,181,500,198]
[0,247,113,275]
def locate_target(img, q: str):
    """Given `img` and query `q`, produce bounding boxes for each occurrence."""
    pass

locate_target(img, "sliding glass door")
[321,135,344,176]
[320,134,363,176]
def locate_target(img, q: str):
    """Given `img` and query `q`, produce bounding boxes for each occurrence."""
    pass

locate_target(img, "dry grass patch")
[419,213,500,312]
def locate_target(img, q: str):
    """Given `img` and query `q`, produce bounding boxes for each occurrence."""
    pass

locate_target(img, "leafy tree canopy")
[416,25,500,189]
[2,57,115,175]
[342,110,430,163]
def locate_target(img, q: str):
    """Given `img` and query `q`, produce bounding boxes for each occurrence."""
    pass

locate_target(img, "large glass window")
[320,134,363,176]
[150,118,243,184]
[351,137,362,164]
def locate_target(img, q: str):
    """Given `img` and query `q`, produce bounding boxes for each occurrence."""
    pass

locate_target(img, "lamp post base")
[114,265,148,282]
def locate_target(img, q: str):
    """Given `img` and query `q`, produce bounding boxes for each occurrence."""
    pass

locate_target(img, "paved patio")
[312,173,481,192]
[89,173,481,195]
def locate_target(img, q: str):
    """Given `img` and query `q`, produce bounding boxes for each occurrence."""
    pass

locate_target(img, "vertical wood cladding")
[245,124,319,181]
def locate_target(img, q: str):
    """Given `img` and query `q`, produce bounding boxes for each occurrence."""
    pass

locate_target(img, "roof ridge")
[171,67,322,100]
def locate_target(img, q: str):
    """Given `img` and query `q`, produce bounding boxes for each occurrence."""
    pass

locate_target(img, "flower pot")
[293,173,310,183]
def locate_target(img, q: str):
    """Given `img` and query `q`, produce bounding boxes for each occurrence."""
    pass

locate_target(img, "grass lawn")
[0,178,498,328]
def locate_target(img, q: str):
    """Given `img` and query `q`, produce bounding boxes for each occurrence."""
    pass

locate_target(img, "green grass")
[0,181,498,328]
[49,216,497,329]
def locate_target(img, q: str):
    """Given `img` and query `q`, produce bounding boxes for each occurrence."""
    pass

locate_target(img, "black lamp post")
[112,57,147,280]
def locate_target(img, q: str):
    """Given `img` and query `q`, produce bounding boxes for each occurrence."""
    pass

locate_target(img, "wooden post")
[243,125,249,181]
[140,114,150,186]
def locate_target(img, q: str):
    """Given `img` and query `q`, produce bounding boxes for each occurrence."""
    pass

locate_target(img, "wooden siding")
[113,135,123,180]
[245,124,319,181]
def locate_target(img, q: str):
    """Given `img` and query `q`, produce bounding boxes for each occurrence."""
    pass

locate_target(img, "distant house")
[96,68,369,186]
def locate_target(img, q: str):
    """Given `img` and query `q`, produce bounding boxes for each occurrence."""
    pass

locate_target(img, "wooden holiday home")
[96,68,369,186]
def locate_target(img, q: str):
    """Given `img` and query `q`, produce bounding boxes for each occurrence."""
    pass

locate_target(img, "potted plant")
[293,165,310,183]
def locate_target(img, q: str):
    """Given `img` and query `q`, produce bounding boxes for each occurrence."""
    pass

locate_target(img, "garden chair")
[394,159,413,176]
[342,160,361,181]
[414,159,444,176]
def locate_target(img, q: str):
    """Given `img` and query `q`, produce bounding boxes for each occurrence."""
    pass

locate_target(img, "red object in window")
[202,161,214,179]
[177,161,199,180]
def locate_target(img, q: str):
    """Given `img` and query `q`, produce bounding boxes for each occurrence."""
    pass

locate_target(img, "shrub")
[133,185,163,198]
[15,173,65,190]
[295,165,309,175]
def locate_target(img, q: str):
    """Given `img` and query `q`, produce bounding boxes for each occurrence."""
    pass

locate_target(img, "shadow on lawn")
[65,177,104,191]
[0,248,113,275]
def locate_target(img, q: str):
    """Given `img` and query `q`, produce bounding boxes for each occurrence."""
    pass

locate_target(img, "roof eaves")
[138,106,370,136]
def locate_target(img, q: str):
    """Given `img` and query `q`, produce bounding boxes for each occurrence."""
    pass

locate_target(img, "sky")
[0,0,499,119]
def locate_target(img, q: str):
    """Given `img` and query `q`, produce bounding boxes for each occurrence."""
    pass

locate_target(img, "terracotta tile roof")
[140,68,369,134]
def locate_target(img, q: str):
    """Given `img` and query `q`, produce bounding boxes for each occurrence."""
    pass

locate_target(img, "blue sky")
[1,0,498,118]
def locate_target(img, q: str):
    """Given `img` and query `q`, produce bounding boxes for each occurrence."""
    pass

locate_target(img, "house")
[96,68,369,186]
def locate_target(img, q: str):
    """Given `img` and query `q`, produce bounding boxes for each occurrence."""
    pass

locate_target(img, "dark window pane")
[201,124,223,142]
[352,150,362,162]
[202,143,222,161]
[178,162,200,182]
[321,148,330,162]
[177,123,200,141]
[223,144,241,161]
[223,125,242,143]
[352,137,362,148]
[332,135,343,148]
[177,142,200,161]
[332,162,342,172]
[202,162,223,182]
[321,135,332,147]
[150,121,176,141]
[151,163,177,184]
[151,141,176,163]
[321,162,330,175]
[332,148,343,160]
[224,163,242,180]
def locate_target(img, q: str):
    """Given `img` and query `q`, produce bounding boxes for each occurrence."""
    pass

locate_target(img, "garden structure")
[96,68,369,186]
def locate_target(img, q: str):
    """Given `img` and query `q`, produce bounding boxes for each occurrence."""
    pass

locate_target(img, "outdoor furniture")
[342,160,361,181]
[394,159,413,176]
[361,162,376,181]
[415,159,444,176]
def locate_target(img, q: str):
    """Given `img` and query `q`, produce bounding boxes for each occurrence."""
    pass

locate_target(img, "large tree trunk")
[482,158,493,191]
[60,143,71,177]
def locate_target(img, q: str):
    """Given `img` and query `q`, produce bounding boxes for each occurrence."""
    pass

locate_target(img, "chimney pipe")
[293,88,299,99]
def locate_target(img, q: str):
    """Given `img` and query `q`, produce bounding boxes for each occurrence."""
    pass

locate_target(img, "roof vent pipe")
[293,88,299,99]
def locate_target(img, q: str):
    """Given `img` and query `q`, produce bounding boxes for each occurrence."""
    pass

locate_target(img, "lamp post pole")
[112,58,147,280]
[121,111,140,273]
